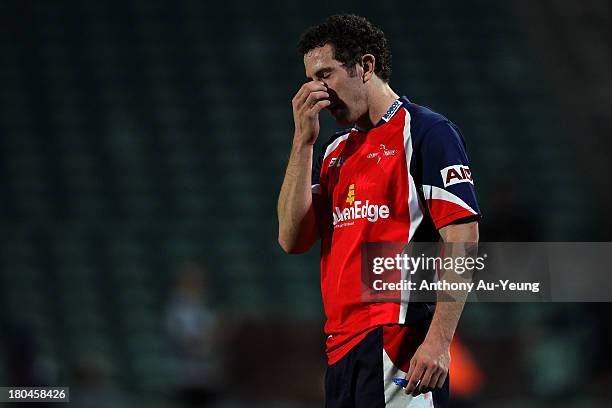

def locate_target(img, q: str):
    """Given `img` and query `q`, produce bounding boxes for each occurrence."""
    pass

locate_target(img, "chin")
[332,110,354,126]
[335,117,353,126]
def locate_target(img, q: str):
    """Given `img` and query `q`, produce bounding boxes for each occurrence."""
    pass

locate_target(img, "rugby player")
[277,14,481,408]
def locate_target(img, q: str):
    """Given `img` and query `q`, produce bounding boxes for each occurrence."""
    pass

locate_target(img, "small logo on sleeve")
[329,155,345,168]
[441,165,473,187]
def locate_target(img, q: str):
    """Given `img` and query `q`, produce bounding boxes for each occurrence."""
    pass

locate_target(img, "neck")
[355,81,400,131]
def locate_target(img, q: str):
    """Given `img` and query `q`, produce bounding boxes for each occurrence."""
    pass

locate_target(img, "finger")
[405,363,425,394]
[411,380,421,397]
[293,81,327,107]
[296,88,328,113]
[419,365,435,391]
[309,99,331,114]
[436,371,448,389]
[307,80,327,92]
[293,87,311,111]
[304,90,330,109]
[427,371,442,392]
[405,357,416,383]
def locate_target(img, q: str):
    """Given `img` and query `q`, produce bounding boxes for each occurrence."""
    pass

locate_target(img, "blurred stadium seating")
[0,0,610,406]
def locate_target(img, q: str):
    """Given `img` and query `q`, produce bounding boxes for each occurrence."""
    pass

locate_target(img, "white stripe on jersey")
[399,107,424,324]
[403,109,425,242]
[323,131,352,160]
[421,184,478,214]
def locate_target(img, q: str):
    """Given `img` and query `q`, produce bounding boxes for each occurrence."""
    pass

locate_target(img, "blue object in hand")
[393,378,408,388]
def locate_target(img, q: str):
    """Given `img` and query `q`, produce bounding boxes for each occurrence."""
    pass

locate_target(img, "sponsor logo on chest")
[333,183,390,228]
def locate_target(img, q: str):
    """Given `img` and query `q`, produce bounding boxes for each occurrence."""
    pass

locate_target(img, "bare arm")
[405,220,479,394]
[277,144,319,253]
[425,221,478,345]
[277,81,330,254]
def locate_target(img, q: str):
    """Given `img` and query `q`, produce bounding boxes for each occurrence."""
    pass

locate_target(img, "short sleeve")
[419,121,481,229]
[311,149,324,194]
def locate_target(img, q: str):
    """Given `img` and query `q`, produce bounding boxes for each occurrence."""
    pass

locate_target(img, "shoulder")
[317,127,354,160]
[402,100,464,148]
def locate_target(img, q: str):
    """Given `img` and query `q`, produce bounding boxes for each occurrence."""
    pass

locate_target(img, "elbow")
[278,236,293,253]
[278,235,307,254]
[440,220,479,243]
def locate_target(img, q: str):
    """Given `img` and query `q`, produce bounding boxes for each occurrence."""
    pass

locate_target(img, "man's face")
[304,44,366,126]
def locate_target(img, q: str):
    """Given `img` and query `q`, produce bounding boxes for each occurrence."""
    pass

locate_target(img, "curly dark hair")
[297,14,392,82]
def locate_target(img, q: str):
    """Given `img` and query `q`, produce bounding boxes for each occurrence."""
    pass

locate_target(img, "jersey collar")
[374,97,408,128]
[353,97,410,133]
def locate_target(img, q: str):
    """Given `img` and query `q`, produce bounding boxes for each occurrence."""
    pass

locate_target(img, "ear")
[361,54,376,83]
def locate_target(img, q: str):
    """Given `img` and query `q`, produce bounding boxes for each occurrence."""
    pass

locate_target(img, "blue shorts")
[325,325,450,408]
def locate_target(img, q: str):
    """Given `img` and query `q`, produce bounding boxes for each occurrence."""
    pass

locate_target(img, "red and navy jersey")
[311,97,481,365]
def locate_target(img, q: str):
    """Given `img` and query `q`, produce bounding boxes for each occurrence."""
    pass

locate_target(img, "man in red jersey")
[278,14,480,408]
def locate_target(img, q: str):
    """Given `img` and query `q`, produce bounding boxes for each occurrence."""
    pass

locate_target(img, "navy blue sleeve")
[419,120,481,228]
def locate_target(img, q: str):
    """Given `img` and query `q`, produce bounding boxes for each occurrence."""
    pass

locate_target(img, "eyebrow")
[307,67,332,81]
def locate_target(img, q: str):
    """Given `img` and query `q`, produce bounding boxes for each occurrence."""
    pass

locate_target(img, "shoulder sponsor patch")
[440,165,473,187]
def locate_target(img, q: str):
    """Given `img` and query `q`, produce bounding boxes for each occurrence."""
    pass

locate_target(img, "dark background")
[0,0,611,406]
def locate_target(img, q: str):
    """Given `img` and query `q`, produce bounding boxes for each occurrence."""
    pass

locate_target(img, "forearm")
[405,269,468,395]
[277,140,318,253]
[425,292,466,346]
[426,222,479,345]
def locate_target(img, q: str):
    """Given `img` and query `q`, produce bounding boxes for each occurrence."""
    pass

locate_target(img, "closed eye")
[313,68,332,81]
